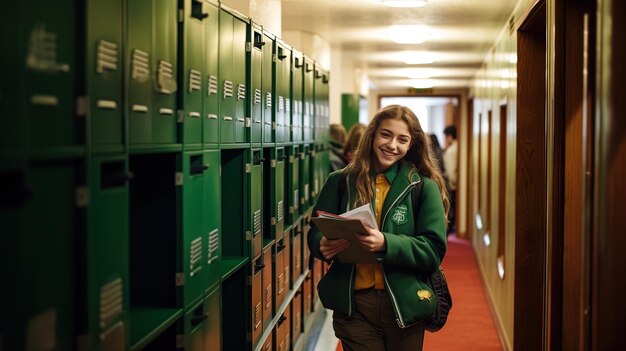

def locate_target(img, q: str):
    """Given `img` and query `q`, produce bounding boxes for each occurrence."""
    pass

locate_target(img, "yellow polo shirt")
[354,166,396,290]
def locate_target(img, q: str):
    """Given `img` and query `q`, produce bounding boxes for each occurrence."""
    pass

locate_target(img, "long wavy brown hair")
[344,105,450,219]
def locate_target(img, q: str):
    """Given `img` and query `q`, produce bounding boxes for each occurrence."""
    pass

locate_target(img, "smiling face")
[372,118,412,173]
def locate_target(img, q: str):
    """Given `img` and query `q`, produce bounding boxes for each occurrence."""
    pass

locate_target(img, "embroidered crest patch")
[391,205,408,225]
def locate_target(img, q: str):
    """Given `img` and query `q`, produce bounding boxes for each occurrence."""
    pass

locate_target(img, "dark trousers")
[332,289,425,351]
[448,190,456,234]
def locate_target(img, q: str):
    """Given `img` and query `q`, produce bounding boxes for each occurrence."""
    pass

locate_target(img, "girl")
[308,105,449,351]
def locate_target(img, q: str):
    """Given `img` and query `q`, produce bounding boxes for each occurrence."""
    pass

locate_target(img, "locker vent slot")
[253,209,262,236]
[254,301,262,330]
[265,92,272,109]
[277,200,284,222]
[265,284,272,309]
[96,40,119,73]
[99,278,123,329]
[223,80,233,98]
[189,236,203,277]
[131,49,149,82]
[278,96,284,111]
[254,89,262,105]
[26,24,69,73]
[156,60,176,94]
[208,229,219,264]
[285,98,290,113]
[237,84,246,101]
[208,75,218,95]
[277,272,284,294]
[188,69,202,93]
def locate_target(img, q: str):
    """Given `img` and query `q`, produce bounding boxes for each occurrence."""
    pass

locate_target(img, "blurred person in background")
[343,123,367,164]
[429,134,445,176]
[330,123,347,172]
[443,125,458,234]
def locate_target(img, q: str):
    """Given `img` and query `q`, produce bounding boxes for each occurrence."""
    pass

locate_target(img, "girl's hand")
[320,237,350,260]
[354,226,386,252]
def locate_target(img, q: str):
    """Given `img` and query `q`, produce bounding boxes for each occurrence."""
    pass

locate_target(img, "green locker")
[313,66,325,143]
[262,31,275,144]
[246,149,264,259]
[86,156,130,350]
[179,0,206,148]
[299,145,311,211]
[127,0,154,146]
[249,256,264,348]
[184,298,207,350]
[0,163,78,350]
[274,40,291,144]
[291,50,304,143]
[303,57,315,143]
[182,152,208,308]
[20,0,80,152]
[285,146,300,225]
[311,146,320,202]
[248,23,263,144]
[87,0,124,153]
[203,0,219,145]
[233,13,248,143]
[218,8,235,143]
[204,286,221,351]
[264,147,285,240]
[203,150,221,287]
[152,0,178,145]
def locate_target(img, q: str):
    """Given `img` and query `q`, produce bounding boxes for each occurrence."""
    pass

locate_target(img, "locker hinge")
[178,9,184,23]
[175,273,184,286]
[175,172,184,186]
[176,334,185,348]
[76,96,87,117]
[177,109,184,123]
[75,187,89,208]
[289,206,294,214]
[311,150,316,156]
[272,54,277,62]
[245,117,251,128]
[271,159,277,168]
[271,217,276,225]
[246,42,252,52]
[272,121,276,130]
[245,163,251,173]
[246,231,252,241]
[289,155,294,163]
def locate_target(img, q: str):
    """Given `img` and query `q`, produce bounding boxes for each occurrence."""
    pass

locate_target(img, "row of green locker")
[0,146,329,350]
[1,0,330,157]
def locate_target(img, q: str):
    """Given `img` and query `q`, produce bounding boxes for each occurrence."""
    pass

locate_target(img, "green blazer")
[308,162,447,328]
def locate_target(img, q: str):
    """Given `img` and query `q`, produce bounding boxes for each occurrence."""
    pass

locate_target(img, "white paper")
[340,203,379,230]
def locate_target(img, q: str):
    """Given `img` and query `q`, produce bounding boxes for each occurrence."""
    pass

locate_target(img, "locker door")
[219,9,235,143]
[87,0,124,151]
[299,145,310,212]
[203,1,219,145]
[0,163,78,350]
[303,58,315,142]
[247,149,263,259]
[291,52,304,143]
[286,146,300,225]
[179,0,206,148]
[23,0,79,150]
[152,0,178,144]
[127,0,153,145]
[274,41,290,144]
[87,156,130,350]
[184,299,207,351]
[249,24,263,144]
[204,150,221,287]
[204,286,221,351]
[182,152,207,308]
[271,147,285,240]
[262,32,275,144]
[233,15,248,143]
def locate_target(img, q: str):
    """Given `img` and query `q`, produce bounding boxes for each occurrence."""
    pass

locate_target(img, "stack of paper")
[311,203,379,263]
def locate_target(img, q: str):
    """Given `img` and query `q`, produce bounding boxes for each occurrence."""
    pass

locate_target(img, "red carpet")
[422,235,502,350]
[336,235,502,351]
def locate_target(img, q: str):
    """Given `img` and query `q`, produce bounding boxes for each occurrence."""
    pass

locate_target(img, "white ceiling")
[281,0,517,90]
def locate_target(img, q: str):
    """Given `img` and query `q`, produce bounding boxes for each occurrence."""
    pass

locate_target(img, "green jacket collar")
[380,162,421,226]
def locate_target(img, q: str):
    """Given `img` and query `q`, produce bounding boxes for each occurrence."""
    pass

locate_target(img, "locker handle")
[295,290,302,297]
[253,156,265,165]
[277,243,286,250]
[255,262,266,270]
[278,315,287,325]
[254,41,266,49]
[278,54,287,60]
[191,1,209,20]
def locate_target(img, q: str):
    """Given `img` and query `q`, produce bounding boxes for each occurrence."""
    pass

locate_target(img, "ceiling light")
[409,79,435,89]
[388,25,431,44]
[382,1,428,8]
